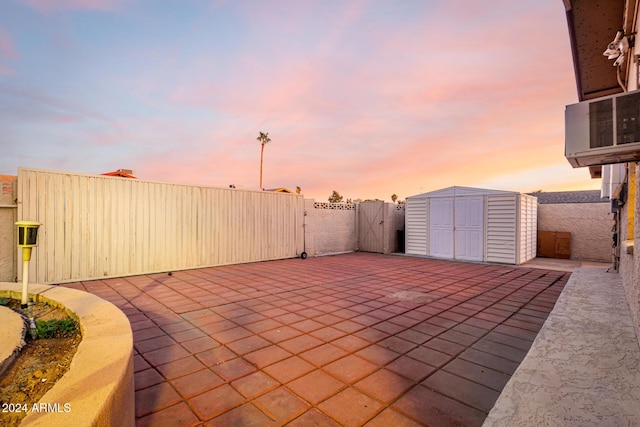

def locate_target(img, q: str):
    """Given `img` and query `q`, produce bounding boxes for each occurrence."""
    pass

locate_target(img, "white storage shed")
[405,186,537,265]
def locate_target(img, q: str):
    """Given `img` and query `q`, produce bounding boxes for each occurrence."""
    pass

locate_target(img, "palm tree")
[257,131,271,189]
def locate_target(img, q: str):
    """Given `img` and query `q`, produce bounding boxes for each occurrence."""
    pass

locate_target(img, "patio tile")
[308,326,348,341]
[378,336,418,354]
[211,356,257,381]
[287,370,345,404]
[483,330,534,351]
[372,321,405,335]
[423,336,467,356]
[260,325,303,343]
[318,387,383,426]
[263,356,315,383]
[160,320,195,334]
[134,354,151,372]
[244,345,292,368]
[364,408,424,427]
[395,328,432,345]
[299,343,348,367]
[393,384,486,427]
[231,370,279,399]
[135,382,182,417]
[156,355,206,380]
[170,327,207,343]
[195,346,236,367]
[142,344,191,366]
[287,408,342,427]
[199,319,239,334]
[204,403,272,427]
[136,402,199,427]
[323,355,379,384]
[135,368,164,391]
[189,384,245,420]
[354,345,399,367]
[493,324,539,341]
[135,335,176,353]
[333,319,367,333]
[171,368,225,398]
[213,326,254,344]
[279,334,323,354]
[423,370,500,413]
[243,318,283,334]
[471,338,528,362]
[459,348,520,375]
[133,327,167,342]
[451,322,489,338]
[180,335,220,354]
[253,387,310,424]
[331,335,370,352]
[354,368,414,403]
[407,345,452,368]
[442,358,510,392]
[386,355,437,382]
[438,329,479,346]
[354,328,390,343]
[290,318,325,333]
[226,335,271,355]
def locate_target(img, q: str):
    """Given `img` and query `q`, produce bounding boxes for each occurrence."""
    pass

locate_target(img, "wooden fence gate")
[358,201,385,253]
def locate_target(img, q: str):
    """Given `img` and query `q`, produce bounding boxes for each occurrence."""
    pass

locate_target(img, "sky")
[0,0,600,202]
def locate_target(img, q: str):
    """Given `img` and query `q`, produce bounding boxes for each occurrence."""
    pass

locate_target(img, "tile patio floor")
[63,253,570,427]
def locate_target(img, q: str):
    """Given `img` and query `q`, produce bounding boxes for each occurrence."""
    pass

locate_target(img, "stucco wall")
[0,177,16,282]
[537,202,612,262]
[304,199,357,256]
[623,165,640,341]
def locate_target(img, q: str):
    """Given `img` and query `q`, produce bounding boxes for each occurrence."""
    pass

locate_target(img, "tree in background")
[257,131,271,189]
[328,190,344,203]
[391,194,398,203]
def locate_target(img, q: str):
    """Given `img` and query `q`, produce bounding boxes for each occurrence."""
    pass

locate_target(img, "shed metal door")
[455,197,484,261]
[429,198,454,258]
[358,201,385,253]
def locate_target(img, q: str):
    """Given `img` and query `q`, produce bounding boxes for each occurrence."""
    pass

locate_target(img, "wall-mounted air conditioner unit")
[565,89,640,167]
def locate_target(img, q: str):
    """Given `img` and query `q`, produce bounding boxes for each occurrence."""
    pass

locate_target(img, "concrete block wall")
[303,199,357,256]
[383,204,405,254]
[0,177,16,282]
[537,203,613,262]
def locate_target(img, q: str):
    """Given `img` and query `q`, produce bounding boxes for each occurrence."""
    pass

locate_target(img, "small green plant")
[34,319,79,339]
[0,298,8,306]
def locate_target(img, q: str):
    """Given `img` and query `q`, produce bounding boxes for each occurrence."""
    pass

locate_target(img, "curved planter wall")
[0,283,134,427]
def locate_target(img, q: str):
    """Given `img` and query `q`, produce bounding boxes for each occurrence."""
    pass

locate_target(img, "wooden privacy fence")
[17,168,305,284]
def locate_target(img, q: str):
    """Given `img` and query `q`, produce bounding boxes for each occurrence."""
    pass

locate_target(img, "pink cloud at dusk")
[0,0,599,203]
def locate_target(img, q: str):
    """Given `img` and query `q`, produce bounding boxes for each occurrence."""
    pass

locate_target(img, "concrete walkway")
[484,267,640,426]
[62,253,570,426]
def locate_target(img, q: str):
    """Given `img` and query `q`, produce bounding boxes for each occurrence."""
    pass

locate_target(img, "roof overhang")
[563,0,630,101]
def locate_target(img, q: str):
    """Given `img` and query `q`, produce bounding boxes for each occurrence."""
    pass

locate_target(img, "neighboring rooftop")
[529,190,608,204]
[102,169,136,179]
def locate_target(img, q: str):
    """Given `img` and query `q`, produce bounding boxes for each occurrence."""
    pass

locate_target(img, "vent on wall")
[565,89,640,167]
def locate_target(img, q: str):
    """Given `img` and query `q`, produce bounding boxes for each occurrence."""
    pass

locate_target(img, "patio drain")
[387,291,438,304]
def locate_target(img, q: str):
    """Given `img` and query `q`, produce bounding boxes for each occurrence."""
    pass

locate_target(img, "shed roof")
[529,190,607,204]
[408,186,518,199]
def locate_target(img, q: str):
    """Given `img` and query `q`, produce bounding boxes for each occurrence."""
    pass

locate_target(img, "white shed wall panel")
[430,198,454,258]
[17,168,304,284]
[485,194,518,264]
[518,194,538,264]
[454,197,484,261]
[405,198,428,255]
